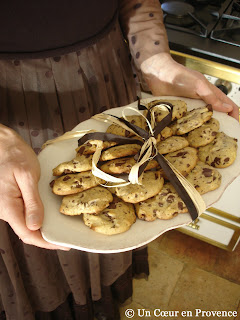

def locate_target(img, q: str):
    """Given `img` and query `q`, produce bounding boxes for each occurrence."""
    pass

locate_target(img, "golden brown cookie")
[157,136,189,154]
[52,154,93,176]
[135,182,188,221]
[60,186,113,215]
[186,161,222,195]
[83,197,136,235]
[108,171,164,203]
[100,157,159,174]
[164,147,198,177]
[198,132,238,168]
[100,144,141,161]
[106,115,146,137]
[146,99,187,121]
[187,118,220,148]
[51,171,104,195]
[76,141,117,155]
[170,105,213,135]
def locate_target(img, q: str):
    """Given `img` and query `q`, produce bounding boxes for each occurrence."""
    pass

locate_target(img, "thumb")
[15,170,44,231]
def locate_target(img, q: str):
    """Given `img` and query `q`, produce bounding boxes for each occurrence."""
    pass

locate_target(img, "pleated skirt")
[0,18,148,320]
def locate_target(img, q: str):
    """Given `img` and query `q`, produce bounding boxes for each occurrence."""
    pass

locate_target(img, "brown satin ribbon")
[78,101,199,221]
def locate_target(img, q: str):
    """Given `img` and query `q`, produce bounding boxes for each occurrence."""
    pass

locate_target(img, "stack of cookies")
[50,99,238,235]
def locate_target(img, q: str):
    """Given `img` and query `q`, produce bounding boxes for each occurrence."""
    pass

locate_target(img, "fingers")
[14,168,44,231]
[196,78,239,121]
[228,106,239,120]
[3,197,69,250]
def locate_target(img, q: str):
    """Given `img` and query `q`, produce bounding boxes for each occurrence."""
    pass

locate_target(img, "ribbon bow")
[78,99,206,221]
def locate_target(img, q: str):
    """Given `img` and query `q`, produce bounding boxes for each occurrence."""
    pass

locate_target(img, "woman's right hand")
[0,124,69,250]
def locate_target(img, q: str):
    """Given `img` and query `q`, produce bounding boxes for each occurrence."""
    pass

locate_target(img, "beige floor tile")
[132,244,184,310]
[168,265,240,320]
[154,230,240,285]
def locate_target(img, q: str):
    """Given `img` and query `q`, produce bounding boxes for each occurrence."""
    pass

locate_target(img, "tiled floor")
[119,230,240,320]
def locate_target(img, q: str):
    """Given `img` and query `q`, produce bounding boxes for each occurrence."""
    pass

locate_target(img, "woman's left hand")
[141,53,239,121]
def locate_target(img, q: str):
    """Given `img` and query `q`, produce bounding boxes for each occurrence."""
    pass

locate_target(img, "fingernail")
[61,248,71,251]
[27,214,40,226]
[222,103,233,111]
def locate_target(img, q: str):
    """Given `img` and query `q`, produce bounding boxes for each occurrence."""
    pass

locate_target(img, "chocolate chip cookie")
[164,146,198,177]
[100,144,141,161]
[186,161,222,195]
[135,182,188,221]
[198,132,238,168]
[170,105,213,135]
[146,99,187,121]
[76,140,117,155]
[157,136,189,154]
[106,115,146,137]
[187,118,220,148]
[52,154,93,176]
[60,186,113,215]
[100,157,159,174]
[52,171,104,195]
[108,171,164,203]
[83,197,136,235]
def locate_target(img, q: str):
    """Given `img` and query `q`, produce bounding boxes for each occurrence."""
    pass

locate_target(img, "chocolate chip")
[49,180,55,188]
[174,151,188,158]
[178,202,184,210]
[78,146,85,154]
[212,131,217,136]
[211,157,221,167]
[224,157,229,163]
[115,162,123,167]
[74,181,82,188]
[63,176,71,181]
[167,195,175,203]
[202,168,213,177]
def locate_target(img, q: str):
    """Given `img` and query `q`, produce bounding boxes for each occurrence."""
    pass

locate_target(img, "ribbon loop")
[76,99,206,221]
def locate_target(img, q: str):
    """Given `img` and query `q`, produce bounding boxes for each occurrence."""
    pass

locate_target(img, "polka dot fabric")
[119,0,170,68]
[0,18,148,319]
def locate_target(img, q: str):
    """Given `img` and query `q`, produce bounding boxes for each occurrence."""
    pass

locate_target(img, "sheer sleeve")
[119,0,170,69]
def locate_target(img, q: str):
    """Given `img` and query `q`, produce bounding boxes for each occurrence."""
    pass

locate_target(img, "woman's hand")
[141,53,239,121]
[0,124,69,250]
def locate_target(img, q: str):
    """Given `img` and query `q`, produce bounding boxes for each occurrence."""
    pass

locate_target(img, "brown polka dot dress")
[0,18,149,320]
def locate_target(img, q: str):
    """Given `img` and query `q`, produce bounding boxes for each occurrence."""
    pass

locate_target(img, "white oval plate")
[38,96,240,253]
